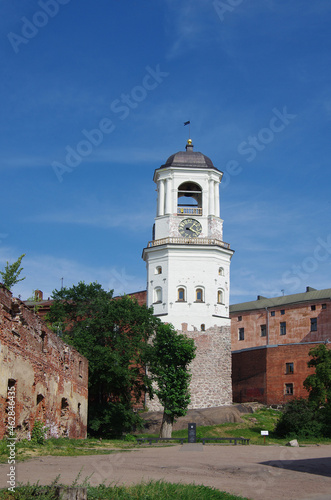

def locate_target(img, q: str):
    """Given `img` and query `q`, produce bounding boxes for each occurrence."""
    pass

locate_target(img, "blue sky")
[1,0,331,303]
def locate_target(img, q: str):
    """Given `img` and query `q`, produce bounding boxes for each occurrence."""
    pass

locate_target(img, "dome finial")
[186,138,193,151]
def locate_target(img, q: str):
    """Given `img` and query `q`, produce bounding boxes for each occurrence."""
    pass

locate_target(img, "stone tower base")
[147,325,232,411]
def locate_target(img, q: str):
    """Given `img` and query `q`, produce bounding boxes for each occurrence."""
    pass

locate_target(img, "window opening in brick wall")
[79,360,83,378]
[61,398,69,417]
[238,327,244,341]
[286,362,294,374]
[280,322,286,335]
[36,394,44,405]
[40,331,46,352]
[78,403,81,417]
[8,379,16,390]
[310,317,317,332]
[260,324,266,337]
[201,324,205,331]
[271,311,275,317]
[285,383,293,395]
[281,309,285,315]
[311,305,316,311]
[6,380,17,432]
[238,316,242,321]
[322,303,327,309]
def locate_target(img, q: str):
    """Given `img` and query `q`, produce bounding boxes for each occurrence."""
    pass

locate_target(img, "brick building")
[0,285,88,440]
[230,287,331,404]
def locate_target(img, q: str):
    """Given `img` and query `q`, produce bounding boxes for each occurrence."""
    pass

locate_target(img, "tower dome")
[161,140,218,171]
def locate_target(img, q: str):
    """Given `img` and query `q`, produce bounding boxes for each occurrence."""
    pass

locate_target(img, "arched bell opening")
[177,182,202,216]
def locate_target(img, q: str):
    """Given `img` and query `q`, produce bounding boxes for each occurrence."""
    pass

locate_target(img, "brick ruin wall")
[147,325,232,411]
[0,285,88,440]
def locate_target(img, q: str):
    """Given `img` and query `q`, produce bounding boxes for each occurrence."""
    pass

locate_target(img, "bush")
[319,404,331,437]
[123,433,136,442]
[31,420,46,445]
[275,399,323,439]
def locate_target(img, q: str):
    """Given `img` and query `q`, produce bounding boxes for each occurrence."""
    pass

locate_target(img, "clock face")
[178,218,202,238]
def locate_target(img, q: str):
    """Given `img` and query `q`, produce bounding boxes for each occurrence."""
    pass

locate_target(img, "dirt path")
[1,444,331,500]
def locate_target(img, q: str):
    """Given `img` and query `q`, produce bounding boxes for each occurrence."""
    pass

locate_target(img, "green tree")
[147,323,196,438]
[303,344,331,408]
[0,253,26,290]
[46,281,160,437]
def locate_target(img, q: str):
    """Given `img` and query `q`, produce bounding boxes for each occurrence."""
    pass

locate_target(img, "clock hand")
[189,227,199,236]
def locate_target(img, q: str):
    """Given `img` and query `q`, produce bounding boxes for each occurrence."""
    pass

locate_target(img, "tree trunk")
[159,411,173,438]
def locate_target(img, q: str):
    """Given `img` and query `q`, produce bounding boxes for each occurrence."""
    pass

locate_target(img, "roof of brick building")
[230,287,331,313]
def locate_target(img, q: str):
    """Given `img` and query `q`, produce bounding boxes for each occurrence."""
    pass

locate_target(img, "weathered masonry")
[0,285,88,440]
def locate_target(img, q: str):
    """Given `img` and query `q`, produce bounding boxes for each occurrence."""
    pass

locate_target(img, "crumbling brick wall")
[0,285,88,440]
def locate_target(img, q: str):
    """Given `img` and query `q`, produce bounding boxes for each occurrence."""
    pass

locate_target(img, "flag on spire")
[184,121,190,126]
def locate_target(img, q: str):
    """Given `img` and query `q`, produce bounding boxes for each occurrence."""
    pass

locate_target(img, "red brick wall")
[232,348,267,403]
[231,300,331,351]
[128,290,147,306]
[266,344,317,405]
[232,343,329,405]
[0,285,88,440]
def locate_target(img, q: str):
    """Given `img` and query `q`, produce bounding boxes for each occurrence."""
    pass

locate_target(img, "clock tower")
[142,140,234,331]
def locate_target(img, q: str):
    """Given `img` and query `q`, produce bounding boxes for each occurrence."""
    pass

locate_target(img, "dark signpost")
[188,423,196,443]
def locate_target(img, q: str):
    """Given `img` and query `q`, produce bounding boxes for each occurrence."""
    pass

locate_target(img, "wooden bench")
[201,437,250,445]
[136,437,249,445]
[136,437,185,445]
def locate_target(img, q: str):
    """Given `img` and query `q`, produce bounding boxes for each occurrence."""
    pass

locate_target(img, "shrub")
[274,399,322,439]
[123,433,136,442]
[31,420,46,445]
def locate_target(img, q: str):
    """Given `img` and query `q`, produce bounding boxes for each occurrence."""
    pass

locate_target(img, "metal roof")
[230,287,331,313]
[161,150,217,169]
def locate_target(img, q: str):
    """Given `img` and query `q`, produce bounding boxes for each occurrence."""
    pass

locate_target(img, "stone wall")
[0,285,88,440]
[147,324,232,411]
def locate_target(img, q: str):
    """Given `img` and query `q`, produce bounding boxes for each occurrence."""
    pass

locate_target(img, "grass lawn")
[1,408,331,464]
[0,479,250,499]
[140,407,331,446]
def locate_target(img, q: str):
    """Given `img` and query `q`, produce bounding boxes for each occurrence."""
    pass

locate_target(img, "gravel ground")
[1,444,331,500]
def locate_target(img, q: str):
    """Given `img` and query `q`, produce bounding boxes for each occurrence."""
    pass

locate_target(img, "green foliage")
[86,480,249,499]
[123,433,136,442]
[147,323,196,424]
[274,398,323,439]
[0,254,25,291]
[31,420,46,445]
[304,344,331,408]
[0,479,249,499]
[47,281,160,438]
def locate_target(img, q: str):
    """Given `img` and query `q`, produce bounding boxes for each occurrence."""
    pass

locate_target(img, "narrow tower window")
[155,266,162,275]
[218,267,224,276]
[177,287,186,302]
[217,289,224,304]
[195,288,204,302]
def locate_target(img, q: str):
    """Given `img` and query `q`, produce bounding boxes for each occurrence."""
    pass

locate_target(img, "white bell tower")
[142,140,234,331]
